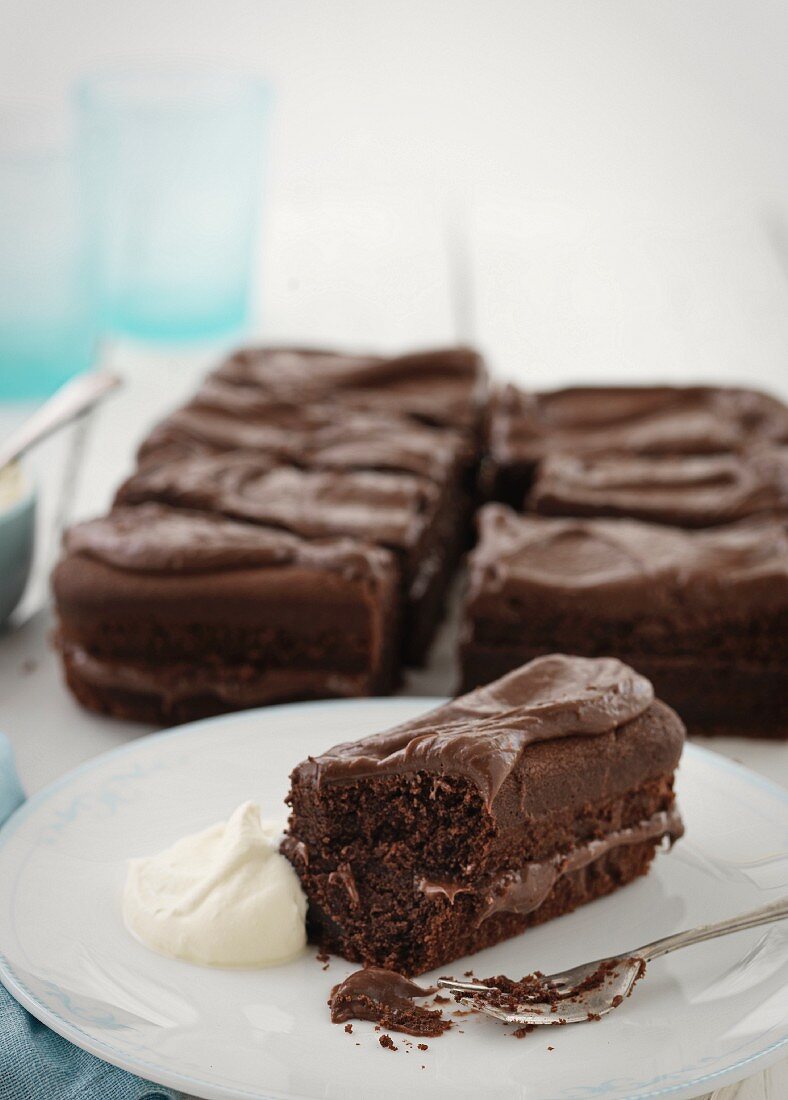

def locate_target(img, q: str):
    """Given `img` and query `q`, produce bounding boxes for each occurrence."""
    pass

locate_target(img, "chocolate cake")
[485,384,788,505]
[212,345,488,434]
[461,505,788,737]
[137,399,473,489]
[328,968,450,1036]
[528,448,788,527]
[283,654,684,975]
[52,505,400,724]
[115,453,463,664]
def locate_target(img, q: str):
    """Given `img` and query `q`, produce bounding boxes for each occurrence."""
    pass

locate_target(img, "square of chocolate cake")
[137,394,474,491]
[52,505,400,724]
[528,447,788,528]
[461,505,788,737]
[283,654,684,975]
[211,345,488,435]
[115,452,463,665]
[484,384,788,506]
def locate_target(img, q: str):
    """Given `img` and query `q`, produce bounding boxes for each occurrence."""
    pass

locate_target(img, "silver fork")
[437,897,788,1026]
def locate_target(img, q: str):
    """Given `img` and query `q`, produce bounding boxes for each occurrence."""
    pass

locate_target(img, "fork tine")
[436,977,495,995]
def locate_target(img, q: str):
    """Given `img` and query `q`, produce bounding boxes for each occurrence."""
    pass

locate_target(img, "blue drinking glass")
[76,72,270,343]
[0,115,95,400]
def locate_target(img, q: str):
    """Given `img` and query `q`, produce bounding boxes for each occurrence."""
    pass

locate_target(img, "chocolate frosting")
[292,654,654,806]
[529,448,788,527]
[63,503,392,581]
[116,455,438,554]
[469,504,788,618]
[212,345,487,430]
[328,967,449,1034]
[138,398,469,483]
[418,807,684,924]
[330,967,435,1015]
[490,384,788,468]
[330,972,433,1012]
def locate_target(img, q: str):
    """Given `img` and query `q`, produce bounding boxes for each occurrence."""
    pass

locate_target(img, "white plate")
[0,698,786,1100]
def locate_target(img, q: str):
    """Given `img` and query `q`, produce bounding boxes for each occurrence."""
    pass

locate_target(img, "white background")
[2,1,788,390]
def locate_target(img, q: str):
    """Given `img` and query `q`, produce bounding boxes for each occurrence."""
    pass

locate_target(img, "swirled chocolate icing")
[469,504,788,619]
[488,384,788,480]
[212,345,488,430]
[138,398,470,484]
[294,654,655,806]
[116,455,439,553]
[529,448,788,527]
[63,503,392,580]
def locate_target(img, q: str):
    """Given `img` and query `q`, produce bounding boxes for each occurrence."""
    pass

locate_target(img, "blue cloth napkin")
[0,733,181,1100]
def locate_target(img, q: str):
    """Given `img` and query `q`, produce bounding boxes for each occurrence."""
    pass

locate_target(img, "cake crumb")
[612,995,624,1008]
[344,1023,353,1034]
[328,967,451,1037]
[463,970,474,978]
[547,1045,554,1051]
[513,1024,535,1039]
[418,1043,428,1051]
[432,994,450,1004]
[379,1034,397,1051]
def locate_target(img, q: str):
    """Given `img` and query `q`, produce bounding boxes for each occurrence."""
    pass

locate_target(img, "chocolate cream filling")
[417,806,683,925]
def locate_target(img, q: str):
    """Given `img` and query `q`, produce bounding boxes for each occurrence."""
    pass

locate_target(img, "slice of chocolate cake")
[137,398,473,490]
[115,453,463,664]
[283,654,684,975]
[461,505,788,737]
[484,383,788,505]
[528,447,788,527]
[52,505,400,724]
[211,345,488,434]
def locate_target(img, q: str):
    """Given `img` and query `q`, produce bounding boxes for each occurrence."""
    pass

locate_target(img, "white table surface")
[1,199,786,1100]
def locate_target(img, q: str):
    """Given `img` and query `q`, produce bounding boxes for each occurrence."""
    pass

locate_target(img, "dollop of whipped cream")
[0,463,25,511]
[123,801,307,967]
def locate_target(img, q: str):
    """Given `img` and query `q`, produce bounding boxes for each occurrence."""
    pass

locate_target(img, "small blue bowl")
[0,469,36,629]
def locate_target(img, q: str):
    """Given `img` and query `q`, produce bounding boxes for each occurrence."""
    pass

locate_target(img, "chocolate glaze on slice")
[468,505,788,620]
[295,653,655,807]
[63,503,389,580]
[116,455,439,554]
[138,398,471,485]
[492,384,788,467]
[529,448,788,528]
[213,345,488,432]
[485,383,788,504]
[329,968,450,1037]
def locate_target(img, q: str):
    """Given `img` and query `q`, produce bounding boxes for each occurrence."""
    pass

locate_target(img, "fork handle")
[637,896,788,963]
